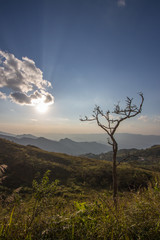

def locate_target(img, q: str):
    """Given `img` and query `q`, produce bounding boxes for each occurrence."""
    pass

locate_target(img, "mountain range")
[0,131,160,155]
[63,133,160,149]
[0,132,109,155]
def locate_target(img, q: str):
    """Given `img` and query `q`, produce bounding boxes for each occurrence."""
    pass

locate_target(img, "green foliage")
[86,145,160,165]
[1,178,160,239]
[32,170,59,201]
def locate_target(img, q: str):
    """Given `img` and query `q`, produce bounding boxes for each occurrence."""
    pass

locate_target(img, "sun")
[36,102,48,113]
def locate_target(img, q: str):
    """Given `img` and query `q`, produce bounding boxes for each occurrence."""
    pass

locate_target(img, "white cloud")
[138,115,160,123]
[0,91,7,99]
[30,119,38,122]
[153,116,160,123]
[138,115,149,122]
[117,0,126,7]
[0,51,54,107]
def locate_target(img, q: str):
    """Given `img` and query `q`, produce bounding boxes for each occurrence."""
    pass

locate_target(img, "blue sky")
[0,0,160,136]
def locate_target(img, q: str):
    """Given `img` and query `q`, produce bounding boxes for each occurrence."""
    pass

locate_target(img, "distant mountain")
[116,133,160,149]
[0,134,109,155]
[0,131,16,137]
[16,134,38,139]
[61,133,160,149]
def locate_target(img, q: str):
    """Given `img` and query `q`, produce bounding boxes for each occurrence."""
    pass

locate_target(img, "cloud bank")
[0,50,54,107]
[138,115,148,122]
[138,115,160,123]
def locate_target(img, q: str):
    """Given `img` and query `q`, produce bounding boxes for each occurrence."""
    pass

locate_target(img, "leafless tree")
[80,93,144,205]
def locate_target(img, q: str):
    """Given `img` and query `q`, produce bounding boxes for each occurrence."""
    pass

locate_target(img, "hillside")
[82,145,160,172]
[0,138,155,192]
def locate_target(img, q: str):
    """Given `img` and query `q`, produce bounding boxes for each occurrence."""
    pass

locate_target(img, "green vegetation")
[1,173,160,239]
[0,138,155,192]
[84,145,160,170]
[0,138,160,239]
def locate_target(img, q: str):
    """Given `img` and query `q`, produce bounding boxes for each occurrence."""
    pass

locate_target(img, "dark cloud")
[44,93,54,103]
[10,92,32,104]
[10,90,54,106]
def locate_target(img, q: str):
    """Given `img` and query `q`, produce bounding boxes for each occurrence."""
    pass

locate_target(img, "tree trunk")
[112,141,118,206]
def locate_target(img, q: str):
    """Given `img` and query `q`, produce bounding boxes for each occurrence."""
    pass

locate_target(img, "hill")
[0,138,155,192]
[82,145,160,160]
[82,145,160,172]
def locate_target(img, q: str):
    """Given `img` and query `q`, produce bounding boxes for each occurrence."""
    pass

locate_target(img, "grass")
[1,173,160,239]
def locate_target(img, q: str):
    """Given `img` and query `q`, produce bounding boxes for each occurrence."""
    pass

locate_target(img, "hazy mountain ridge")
[65,133,160,149]
[0,134,109,155]
[16,134,38,139]
[0,131,160,152]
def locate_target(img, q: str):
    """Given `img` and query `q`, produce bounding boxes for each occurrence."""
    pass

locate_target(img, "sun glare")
[36,102,48,113]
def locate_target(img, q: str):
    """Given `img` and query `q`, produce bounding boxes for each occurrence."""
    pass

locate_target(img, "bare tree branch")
[80,92,144,206]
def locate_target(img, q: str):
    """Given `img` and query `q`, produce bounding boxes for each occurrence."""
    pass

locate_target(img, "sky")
[0,0,160,137]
